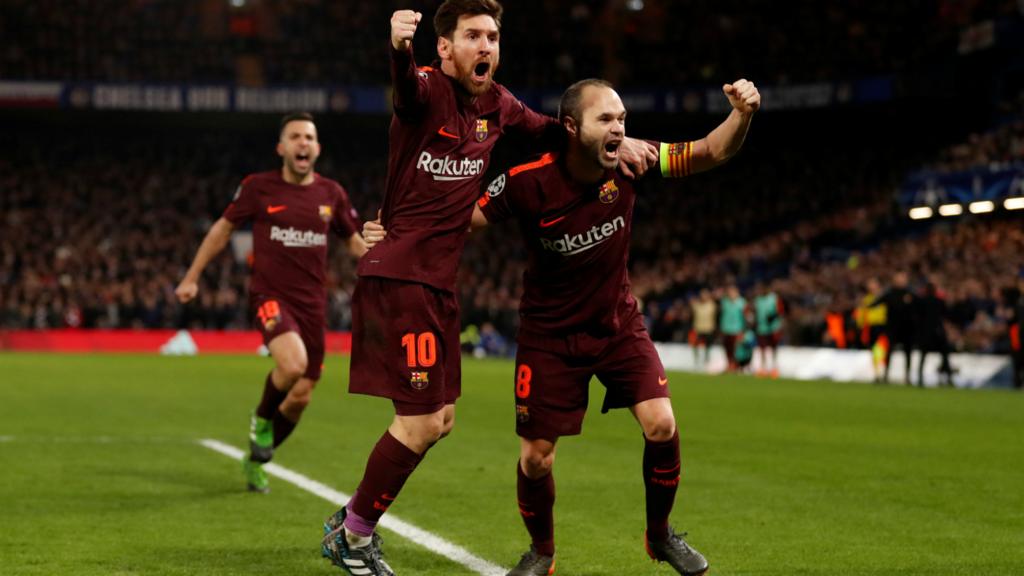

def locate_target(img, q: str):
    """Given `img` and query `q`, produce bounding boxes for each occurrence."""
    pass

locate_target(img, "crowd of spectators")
[637,214,1023,354]
[924,91,1024,173]
[0,123,1020,354]
[2,91,1022,356]
[1,0,1003,88]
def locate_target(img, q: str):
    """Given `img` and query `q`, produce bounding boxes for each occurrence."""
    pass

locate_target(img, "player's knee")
[439,415,456,439]
[278,357,307,382]
[522,449,554,478]
[414,414,447,445]
[643,415,677,442]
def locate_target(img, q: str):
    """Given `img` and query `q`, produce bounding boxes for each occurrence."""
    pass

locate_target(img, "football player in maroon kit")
[364,77,760,575]
[176,112,368,494]
[320,2,657,575]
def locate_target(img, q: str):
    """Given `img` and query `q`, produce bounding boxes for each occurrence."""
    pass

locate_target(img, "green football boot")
[249,411,274,463]
[243,458,270,493]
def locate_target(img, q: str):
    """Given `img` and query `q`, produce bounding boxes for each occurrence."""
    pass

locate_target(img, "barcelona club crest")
[516,404,530,424]
[410,371,430,390]
[599,180,619,204]
[318,205,333,222]
[475,119,489,142]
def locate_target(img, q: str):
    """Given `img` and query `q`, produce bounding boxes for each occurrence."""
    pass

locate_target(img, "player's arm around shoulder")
[676,79,761,176]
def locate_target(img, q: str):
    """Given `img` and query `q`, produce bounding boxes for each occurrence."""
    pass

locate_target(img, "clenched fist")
[391,10,422,51]
[175,280,198,304]
[723,79,760,115]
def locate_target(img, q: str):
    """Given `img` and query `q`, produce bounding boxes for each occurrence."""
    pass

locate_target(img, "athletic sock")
[517,461,555,557]
[255,372,287,420]
[344,431,425,537]
[271,410,297,448]
[643,429,680,542]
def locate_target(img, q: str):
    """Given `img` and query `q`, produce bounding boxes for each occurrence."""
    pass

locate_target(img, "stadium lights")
[938,203,963,217]
[968,200,995,214]
[1005,197,1024,210]
[908,207,933,220]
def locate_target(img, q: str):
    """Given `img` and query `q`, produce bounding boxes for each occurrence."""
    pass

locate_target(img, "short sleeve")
[331,184,359,238]
[222,176,258,225]
[476,171,515,224]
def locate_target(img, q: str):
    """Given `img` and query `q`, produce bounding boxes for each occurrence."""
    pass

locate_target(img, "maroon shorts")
[251,295,325,381]
[514,313,670,441]
[756,331,781,348]
[349,277,461,415]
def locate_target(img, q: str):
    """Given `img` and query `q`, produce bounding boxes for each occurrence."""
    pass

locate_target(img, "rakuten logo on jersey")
[417,151,484,181]
[540,216,626,256]
[270,226,327,248]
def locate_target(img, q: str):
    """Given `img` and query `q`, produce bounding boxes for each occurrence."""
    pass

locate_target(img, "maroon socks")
[517,462,556,557]
[643,429,680,541]
[344,431,425,536]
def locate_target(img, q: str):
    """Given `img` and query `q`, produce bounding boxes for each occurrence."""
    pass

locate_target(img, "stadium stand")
[1,1,1022,358]
[0,0,979,86]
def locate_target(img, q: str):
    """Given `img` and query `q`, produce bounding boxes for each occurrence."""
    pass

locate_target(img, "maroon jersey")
[478,144,683,338]
[222,170,359,312]
[357,46,560,293]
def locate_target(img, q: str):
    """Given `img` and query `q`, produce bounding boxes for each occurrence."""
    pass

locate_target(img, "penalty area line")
[198,438,506,576]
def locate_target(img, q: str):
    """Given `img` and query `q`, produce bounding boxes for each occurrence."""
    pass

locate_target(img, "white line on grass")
[198,438,506,576]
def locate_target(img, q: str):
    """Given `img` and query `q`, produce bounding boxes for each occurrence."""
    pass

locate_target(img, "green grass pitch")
[1,352,1022,575]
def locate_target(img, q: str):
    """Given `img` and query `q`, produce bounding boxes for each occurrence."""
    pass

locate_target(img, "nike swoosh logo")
[380,493,396,502]
[658,377,668,386]
[653,463,680,474]
[437,126,459,139]
[539,215,566,228]
[267,205,287,214]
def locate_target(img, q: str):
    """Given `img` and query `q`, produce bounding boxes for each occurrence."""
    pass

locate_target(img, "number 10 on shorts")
[402,332,437,368]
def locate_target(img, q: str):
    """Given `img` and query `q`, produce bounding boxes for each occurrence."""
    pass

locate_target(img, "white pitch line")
[198,438,507,576]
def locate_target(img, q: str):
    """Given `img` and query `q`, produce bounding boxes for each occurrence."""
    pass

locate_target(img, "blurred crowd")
[2,0,1023,356]
[3,106,1023,356]
[637,216,1024,355]
[926,110,1024,173]
[1,0,1005,87]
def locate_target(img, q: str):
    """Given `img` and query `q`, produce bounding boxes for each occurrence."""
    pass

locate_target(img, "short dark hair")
[280,111,315,135]
[434,0,503,39]
[558,78,614,125]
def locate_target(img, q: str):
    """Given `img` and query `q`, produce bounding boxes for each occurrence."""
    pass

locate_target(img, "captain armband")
[659,141,693,178]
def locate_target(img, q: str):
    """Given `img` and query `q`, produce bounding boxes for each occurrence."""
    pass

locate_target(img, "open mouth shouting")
[471,60,492,85]
[294,151,312,170]
[602,138,622,163]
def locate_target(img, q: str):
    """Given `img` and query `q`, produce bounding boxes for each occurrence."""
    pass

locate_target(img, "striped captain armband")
[659,141,693,178]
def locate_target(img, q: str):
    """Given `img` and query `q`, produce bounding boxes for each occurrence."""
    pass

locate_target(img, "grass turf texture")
[0,352,1021,575]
